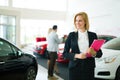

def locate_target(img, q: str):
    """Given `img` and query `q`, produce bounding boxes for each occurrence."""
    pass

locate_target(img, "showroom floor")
[35,64,63,80]
[22,44,63,80]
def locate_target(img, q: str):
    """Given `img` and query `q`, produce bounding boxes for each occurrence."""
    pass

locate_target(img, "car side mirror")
[17,51,23,56]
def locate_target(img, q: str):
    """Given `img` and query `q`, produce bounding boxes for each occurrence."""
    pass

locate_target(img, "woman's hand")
[75,53,87,59]
[86,47,97,57]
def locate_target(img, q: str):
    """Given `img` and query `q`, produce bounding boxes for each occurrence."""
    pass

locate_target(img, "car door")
[0,39,25,80]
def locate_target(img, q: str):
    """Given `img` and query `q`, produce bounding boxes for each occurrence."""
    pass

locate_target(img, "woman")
[63,12,103,80]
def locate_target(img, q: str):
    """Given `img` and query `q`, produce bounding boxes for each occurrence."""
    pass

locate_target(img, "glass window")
[12,0,67,11]
[0,39,12,56]
[0,15,16,25]
[103,37,120,50]
[0,15,16,44]
[10,44,20,55]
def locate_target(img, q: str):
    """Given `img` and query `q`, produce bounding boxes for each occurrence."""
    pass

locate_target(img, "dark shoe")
[54,71,60,75]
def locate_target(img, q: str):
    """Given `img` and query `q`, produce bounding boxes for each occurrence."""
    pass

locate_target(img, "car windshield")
[102,37,120,50]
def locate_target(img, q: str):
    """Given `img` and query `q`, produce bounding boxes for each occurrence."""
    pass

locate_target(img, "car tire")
[115,66,120,80]
[25,66,37,80]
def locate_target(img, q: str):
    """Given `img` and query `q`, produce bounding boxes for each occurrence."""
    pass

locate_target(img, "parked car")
[56,43,69,63]
[33,40,69,63]
[95,37,120,80]
[33,41,48,57]
[33,37,48,58]
[0,38,38,80]
[33,36,69,63]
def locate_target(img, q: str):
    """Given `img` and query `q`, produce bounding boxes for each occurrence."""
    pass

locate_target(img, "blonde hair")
[48,28,52,34]
[74,12,89,30]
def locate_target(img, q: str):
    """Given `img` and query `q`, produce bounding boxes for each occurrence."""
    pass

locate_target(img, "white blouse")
[78,30,89,53]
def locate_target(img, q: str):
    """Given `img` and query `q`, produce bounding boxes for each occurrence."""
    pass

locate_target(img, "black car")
[0,38,38,80]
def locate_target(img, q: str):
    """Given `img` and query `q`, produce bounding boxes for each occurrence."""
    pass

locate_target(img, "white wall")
[66,0,120,37]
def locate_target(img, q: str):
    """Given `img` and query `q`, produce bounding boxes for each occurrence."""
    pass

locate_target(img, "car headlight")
[96,55,117,64]
[103,55,117,63]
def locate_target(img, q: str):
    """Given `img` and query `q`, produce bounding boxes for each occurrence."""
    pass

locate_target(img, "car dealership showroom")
[0,0,120,80]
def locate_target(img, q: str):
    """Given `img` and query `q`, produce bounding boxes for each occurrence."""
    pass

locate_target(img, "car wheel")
[115,66,120,80]
[25,66,37,80]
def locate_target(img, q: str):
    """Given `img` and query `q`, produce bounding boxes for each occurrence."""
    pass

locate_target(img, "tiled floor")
[36,64,63,80]
[22,44,64,80]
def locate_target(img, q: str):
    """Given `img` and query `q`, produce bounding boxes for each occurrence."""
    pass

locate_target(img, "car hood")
[59,43,65,49]
[35,41,47,46]
[101,48,120,58]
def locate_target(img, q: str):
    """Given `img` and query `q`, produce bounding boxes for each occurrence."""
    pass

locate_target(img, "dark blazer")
[63,31,103,69]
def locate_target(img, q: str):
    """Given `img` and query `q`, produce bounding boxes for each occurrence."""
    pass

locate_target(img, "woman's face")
[75,15,86,31]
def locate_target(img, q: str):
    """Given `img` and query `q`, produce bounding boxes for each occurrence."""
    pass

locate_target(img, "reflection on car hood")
[101,48,120,58]
[102,37,120,50]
